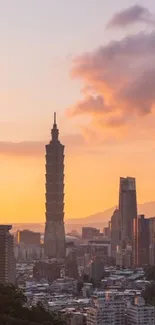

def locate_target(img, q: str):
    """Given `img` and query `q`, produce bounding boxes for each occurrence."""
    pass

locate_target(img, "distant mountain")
[138,201,155,217]
[11,201,155,234]
[65,201,155,232]
[66,208,114,225]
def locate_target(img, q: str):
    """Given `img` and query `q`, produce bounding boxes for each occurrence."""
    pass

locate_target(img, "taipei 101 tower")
[44,113,65,259]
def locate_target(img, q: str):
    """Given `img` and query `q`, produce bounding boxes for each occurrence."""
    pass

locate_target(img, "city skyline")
[1,0,155,222]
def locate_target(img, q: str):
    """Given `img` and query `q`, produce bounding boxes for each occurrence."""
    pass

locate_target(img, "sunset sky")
[1,0,155,223]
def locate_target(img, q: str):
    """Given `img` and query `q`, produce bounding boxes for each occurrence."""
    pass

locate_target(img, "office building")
[44,113,65,259]
[33,259,64,283]
[127,296,154,325]
[149,217,155,265]
[82,227,100,240]
[89,258,105,284]
[16,230,40,245]
[87,294,125,325]
[14,243,44,262]
[0,225,15,284]
[116,245,132,268]
[66,248,78,279]
[103,226,110,238]
[133,215,150,266]
[119,177,137,244]
[111,209,121,260]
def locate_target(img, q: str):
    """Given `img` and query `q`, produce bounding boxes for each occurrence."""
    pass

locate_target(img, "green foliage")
[0,284,66,325]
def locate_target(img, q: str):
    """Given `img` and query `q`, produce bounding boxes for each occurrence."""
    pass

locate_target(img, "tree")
[0,284,66,325]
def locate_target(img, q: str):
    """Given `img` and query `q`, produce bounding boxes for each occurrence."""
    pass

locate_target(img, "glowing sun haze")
[1,0,155,223]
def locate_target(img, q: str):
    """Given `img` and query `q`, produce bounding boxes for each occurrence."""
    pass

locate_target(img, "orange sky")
[1,131,155,223]
[1,1,155,223]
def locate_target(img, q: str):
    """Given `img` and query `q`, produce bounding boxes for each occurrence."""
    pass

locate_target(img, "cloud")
[68,25,155,134]
[0,141,44,157]
[107,5,155,29]
[67,95,111,116]
[0,134,86,157]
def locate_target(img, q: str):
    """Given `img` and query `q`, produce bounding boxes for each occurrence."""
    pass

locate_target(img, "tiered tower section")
[44,113,65,259]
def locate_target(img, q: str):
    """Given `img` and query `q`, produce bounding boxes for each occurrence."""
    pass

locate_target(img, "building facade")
[119,177,137,244]
[16,230,40,245]
[127,296,155,325]
[82,227,100,240]
[133,215,150,266]
[87,295,125,325]
[149,217,155,265]
[111,209,121,260]
[44,113,65,259]
[33,259,64,283]
[0,225,15,284]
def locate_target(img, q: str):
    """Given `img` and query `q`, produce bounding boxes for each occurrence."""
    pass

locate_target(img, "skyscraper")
[133,215,150,266]
[149,217,155,265]
[111,209,121,260]
[0,225,15,284]
[119,177,137,244]
[44,113,65,259]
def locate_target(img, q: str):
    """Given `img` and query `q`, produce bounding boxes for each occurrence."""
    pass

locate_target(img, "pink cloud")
[0,134,85,157]
[67,95,111,117]
[67,13,155,135]
[107,5,155,29]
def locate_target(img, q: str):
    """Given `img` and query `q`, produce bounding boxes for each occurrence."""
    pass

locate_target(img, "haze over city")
[1,0,155,223]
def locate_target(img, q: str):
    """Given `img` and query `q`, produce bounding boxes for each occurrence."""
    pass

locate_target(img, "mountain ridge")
[11,201,155,233]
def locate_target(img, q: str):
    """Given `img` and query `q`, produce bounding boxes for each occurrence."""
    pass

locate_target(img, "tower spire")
[54,112,56,125]
[51,111,59,141]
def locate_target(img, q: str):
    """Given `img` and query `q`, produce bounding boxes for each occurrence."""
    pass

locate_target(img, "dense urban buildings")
[44,113,65,259]
[3,128,155,325]
[0,225,15,284]
[119,177,137,244]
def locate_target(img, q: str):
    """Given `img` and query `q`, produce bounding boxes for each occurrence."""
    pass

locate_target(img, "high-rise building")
[65,248,78,279]
[16,230,40,245]
[111,209,121,260]
[133,215,150,266]
[149,217,155,265]
[89,258,105,284]
[87,294,125,325]
[44,113,65,259]
[116,245,132,268]
[0,225,15,284]
[33,259,64,282]
[127,296,155,325]
[82,227,100,240]
[119,177,137,244]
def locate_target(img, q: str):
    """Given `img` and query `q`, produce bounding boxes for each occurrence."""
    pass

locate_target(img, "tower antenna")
[54,112,56,125]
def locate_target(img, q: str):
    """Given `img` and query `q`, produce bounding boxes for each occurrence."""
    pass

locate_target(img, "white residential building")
[87,293,125,325]
[127,296,155,325]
